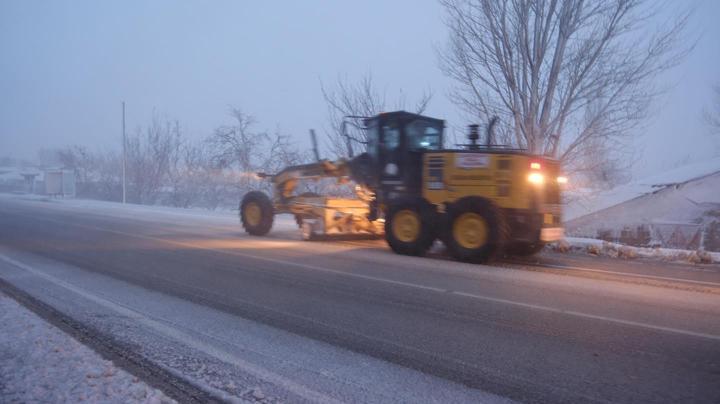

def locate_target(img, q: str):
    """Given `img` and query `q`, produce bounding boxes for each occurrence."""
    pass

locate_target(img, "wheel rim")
[244,202,262,227]
[453,212,488,250]
[392,209,421,243]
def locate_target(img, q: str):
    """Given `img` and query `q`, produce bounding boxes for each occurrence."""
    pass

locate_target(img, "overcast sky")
[1,0,718,177]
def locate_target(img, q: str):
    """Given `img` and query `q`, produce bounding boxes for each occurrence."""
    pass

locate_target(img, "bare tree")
[56,145,97,197]
[704,84,720,136]
[93,150,123,201]
[45,108,306,209]
[56,145,93,183]
[206,107,307,195]
[321,73,433,157]
[164,140,230,209]
[259,129,306,174]
[207,108,267,173]
[125,117,182,204]
[440,0,692,186]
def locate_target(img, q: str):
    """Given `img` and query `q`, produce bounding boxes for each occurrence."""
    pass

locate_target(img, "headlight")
[528,172,544,184]
[557,176,568,184]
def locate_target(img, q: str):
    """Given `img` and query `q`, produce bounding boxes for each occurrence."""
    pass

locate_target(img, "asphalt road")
[1,195,719,403]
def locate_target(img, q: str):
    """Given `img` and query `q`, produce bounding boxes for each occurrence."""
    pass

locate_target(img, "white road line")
[0,253,344,404]
[6,211,720,342]
[528,262,720,288]
[451,291,720,341]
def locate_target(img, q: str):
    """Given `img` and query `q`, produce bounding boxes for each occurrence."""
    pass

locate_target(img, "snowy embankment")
[553,237,720,264]
[0,292,175,403]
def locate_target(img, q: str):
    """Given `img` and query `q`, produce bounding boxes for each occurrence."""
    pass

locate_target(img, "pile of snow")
[0,292,175,403]
[553,237,720,264]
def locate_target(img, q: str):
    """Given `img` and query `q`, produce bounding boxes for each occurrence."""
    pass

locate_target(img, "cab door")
[378,121,407,200]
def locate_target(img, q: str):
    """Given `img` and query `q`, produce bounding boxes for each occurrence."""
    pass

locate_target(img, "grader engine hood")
[422,152,563,209]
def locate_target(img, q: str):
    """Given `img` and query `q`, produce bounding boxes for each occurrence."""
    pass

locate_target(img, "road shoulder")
[0,286,176,403]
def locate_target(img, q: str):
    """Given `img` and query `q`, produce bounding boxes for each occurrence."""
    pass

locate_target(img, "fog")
[1,0,718,177]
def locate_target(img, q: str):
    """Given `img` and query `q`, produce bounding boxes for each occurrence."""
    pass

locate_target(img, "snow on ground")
[0,249,515,404]
[0,193,321,248]
[554,237,720,264]
[0,291,175,404]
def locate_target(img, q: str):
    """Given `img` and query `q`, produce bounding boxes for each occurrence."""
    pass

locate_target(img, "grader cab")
[240,111,565,262]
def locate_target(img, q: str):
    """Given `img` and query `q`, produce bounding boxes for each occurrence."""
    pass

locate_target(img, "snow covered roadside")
[0,192,301,233]
[0,292,175,404]
[553,237,720,264]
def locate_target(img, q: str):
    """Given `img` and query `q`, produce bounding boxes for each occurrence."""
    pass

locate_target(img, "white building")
[43,169,76,197]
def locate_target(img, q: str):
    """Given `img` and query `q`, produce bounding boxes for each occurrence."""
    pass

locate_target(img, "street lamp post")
[122,101,126,204]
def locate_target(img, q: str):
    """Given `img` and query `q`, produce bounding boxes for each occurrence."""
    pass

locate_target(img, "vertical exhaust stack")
[486,116,498,147]
[467,124,480,150]
[309,129,321,162]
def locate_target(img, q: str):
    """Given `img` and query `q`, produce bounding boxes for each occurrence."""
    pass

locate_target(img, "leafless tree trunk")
[704,84,720,135]
[321,73,433,158]
[440,0,692,187]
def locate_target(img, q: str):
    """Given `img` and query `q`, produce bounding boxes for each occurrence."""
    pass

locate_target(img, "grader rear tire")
[444,197,507,263]
[385,198,437,256]
[240,191,274,236]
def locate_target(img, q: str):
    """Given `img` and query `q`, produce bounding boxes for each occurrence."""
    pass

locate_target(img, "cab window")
[382,124,401,150]
[407,120,442,150]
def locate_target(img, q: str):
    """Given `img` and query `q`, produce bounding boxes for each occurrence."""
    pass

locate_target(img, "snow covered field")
[0,291,174,403]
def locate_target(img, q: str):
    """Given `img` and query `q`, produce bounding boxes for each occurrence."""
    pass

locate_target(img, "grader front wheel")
[240,191,274,236]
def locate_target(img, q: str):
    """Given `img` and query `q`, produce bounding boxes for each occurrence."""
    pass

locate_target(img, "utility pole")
[122,101,126,204]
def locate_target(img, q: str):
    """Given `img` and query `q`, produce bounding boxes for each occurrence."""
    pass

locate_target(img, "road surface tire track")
[0,278,223,404]
[498,260,720,294]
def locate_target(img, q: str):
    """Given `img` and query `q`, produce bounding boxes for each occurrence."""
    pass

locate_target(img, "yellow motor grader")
[240,111,564,262]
